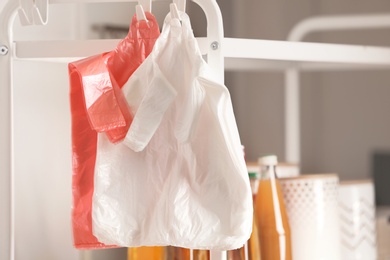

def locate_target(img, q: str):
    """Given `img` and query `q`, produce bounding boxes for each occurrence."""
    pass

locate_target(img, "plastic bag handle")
[124,72,177,152]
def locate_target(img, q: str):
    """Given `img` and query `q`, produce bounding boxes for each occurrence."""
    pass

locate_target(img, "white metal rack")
[2,1,390,260]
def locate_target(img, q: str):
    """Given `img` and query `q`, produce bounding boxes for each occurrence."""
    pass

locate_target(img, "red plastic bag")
[68,12,160,249]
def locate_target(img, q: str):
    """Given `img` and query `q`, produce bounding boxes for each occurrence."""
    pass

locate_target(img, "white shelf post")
[284,68,300,164]
[0,1,18,260]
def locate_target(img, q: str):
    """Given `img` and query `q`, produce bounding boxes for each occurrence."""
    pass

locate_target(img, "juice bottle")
[247,169,261,260]
[164,247,210,260]
[166,247,209,260]
[248,217,261,260]
[193,249,210,260]
[166,246,191,260]
[255,155,292,260]
[227,248,245,260]
[127,246,165,260]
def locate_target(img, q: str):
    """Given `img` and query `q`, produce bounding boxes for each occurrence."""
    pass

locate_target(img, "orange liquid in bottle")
[248,217,261,260]
[127,246,165,260]
[166,246,191,260]
[193,249,210,260]
[166,247,209,260]
[255,158,292,260]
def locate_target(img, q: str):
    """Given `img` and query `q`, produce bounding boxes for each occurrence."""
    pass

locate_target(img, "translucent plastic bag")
[92,12,253,250]
[68,12,160,249]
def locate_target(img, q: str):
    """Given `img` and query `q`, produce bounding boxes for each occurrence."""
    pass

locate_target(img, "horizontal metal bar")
[14,37,390,70]
[288,13,390,41]
[223,38,390,66]
[14,38,209,59]
[50,0,165,3]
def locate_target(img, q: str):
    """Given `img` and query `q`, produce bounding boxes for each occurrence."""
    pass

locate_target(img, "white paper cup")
[277,162,300,178]
[280,174,341,260]
[376,206,390,260]
[339,180,377,260]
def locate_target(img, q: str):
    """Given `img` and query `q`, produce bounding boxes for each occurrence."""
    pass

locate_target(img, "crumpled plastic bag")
[92,12,253,250]
[68,12,160,249]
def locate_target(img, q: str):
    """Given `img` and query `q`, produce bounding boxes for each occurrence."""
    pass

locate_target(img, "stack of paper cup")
[280,174,341,260]
[339,180,377,260]
[376,207,390,260]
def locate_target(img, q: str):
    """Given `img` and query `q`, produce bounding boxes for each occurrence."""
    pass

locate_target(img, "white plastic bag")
[92,12,253,250]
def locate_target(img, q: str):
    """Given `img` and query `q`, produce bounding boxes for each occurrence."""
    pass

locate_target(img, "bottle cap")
[258,155,278,166]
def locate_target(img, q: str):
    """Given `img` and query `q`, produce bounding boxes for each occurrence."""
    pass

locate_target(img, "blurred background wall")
[204,0,390,181]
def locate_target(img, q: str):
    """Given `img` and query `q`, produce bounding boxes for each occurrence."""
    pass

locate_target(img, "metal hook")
[18,0,48,26]
[170,3,180,21]
[173,0,186,13]
[138,0,151,13]
[135,5,148,22]
[33,0,49,25]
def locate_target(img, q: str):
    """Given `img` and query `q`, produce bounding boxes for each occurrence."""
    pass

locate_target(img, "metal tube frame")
[284,13,390,164]
[0,1,18,259]
[0,0,224,259]
[5,2,390,260]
